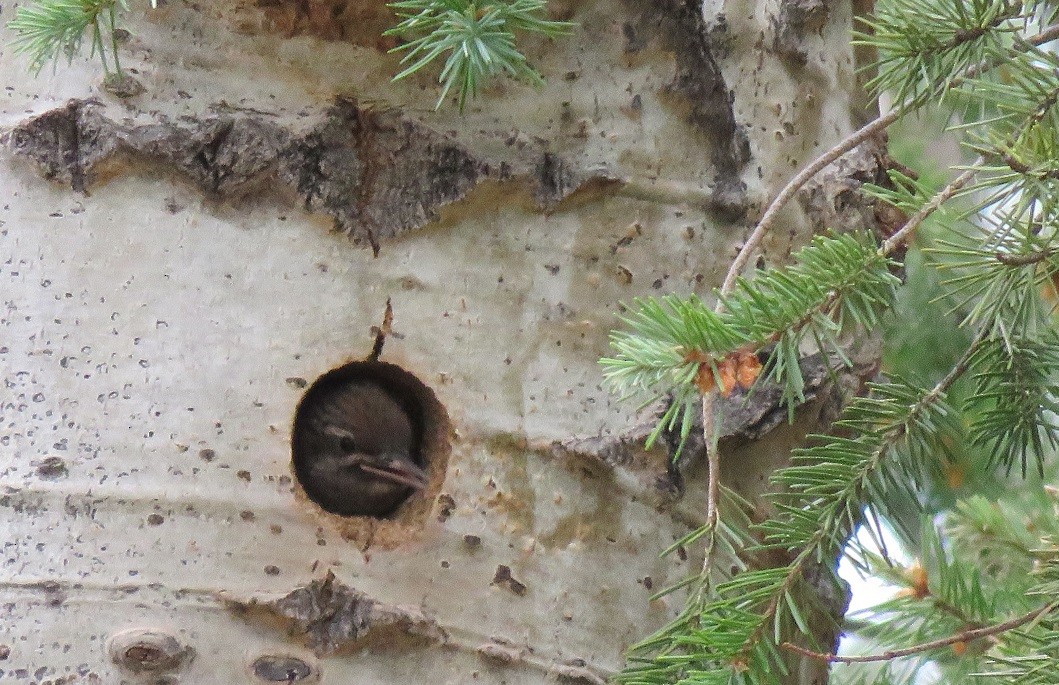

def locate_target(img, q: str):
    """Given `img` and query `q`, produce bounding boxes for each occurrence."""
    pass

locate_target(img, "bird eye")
[339,437,357,453]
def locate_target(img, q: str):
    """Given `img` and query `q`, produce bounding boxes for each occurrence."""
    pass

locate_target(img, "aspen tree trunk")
[0,1,884,682]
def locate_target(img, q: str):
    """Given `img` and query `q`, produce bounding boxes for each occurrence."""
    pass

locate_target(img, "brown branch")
[782,602,1056,664]
[996,248,1057,266]
[937,7,1022,56]
[692,393,722,612]
[881,166,977,254]
[1001,152,1035,176]
[719,112,897,298]
[702,394,720,528]
[1026,23,1059,47]
[1000,151,1059,180]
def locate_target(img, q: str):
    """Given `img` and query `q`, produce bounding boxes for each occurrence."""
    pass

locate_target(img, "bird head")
[297,379,429,517]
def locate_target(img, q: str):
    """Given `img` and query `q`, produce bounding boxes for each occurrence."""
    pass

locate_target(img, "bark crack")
[3,98,616,251]
[619,0,750,215]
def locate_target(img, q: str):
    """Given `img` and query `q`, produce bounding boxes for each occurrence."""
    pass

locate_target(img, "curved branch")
[719,112,897,298]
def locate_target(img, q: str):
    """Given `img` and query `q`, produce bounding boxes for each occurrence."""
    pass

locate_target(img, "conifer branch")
[782,602,1057,664]
[385,0,574,110]
[722,20,1059,297]
[602,232,900,470]
[610,4,1059,684]
[9,0,125,77]
[881,167,978,253]
[619,329,991,684]
[721,330,988,676]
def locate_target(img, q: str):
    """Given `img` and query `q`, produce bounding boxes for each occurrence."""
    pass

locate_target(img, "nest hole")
[291,361,449,527]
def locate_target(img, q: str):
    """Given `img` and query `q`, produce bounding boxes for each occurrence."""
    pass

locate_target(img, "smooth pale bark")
[0,0,879,682]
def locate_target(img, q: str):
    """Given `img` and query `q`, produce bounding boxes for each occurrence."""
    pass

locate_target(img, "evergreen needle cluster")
[8,0,128,78]
[602,0,1059,683]
[601,232,901,456]
[385,0,574,110]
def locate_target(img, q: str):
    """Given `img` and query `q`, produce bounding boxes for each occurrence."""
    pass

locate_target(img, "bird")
[295,380,429,517]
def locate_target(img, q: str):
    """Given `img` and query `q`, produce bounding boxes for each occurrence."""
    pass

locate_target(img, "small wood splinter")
[368,298,395,362]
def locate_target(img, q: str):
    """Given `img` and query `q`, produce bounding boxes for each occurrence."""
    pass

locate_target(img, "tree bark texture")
[0,0,885,682]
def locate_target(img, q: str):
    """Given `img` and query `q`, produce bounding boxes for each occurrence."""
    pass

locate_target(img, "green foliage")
[619,378,962,684]
[766,379,957,555]
[385,0,574,110]
[8,0,127,77]
[932,216,1056,334]
[862,169,942,221]
[601,232,900,458]
[605,0,1059,681]
[720,234,901,409]
[836,492,1059,685]
[988,550,1059,684]
[954,46,1059,227]
[601,293,745,454]
[966,333,1059,476]
[855,0,1031,109]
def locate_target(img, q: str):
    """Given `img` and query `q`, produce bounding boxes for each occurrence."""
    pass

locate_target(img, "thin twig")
[782,602,1057,664]
[697,392,721,590]
[995,248,1057,266]
[702,393,720,528]
[1026,22,1059,47]
[720,113,897,298]
[880,166,978,254]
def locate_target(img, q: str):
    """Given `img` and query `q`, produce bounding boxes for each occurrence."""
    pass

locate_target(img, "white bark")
[0,0,871,682]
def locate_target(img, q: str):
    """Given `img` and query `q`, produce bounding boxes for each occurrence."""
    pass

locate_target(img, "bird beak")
[359,455,430,491]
